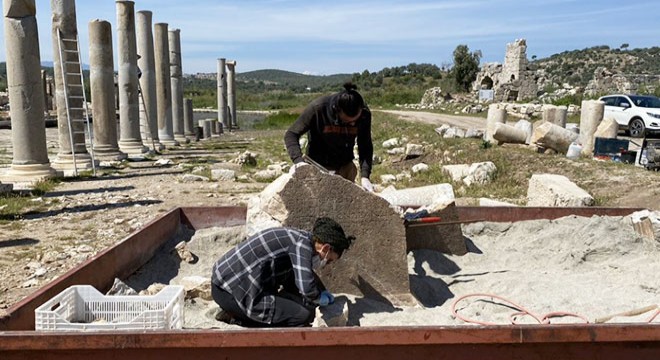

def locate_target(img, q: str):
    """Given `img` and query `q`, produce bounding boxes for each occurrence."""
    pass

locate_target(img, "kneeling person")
[211,217,354,327]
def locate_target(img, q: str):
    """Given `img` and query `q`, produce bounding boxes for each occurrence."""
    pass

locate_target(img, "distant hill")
[236,69,352,92]
[532,45,660,89]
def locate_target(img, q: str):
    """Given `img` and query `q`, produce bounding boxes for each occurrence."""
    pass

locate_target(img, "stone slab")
[247,165,416,306]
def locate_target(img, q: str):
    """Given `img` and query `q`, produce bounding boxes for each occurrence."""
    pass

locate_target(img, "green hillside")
[533,45,660,88]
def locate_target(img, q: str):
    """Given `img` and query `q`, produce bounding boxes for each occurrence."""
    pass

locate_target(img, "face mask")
[312,254,328,271]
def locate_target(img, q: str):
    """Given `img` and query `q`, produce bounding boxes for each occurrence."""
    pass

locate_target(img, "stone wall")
[473,39,538,102]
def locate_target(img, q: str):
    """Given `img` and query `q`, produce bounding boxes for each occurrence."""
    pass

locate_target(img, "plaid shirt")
[211,227,321,324]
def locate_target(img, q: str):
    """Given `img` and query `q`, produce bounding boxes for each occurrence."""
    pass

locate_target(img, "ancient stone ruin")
[473,39,538,102]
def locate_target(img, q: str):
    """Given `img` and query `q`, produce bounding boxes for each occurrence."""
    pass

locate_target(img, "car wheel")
[629,118,646,138]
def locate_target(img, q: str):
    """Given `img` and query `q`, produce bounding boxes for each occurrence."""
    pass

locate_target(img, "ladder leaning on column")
[137,82,157,152]
[56,30,96,177]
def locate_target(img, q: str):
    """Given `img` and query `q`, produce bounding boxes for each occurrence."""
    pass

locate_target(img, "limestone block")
[434,125,450,136]
[246,166,416,306]
[411,163,429,174]
[594,117,619,139]
[211,169,236,182]
[253,169,280,182]
[527,174,595,207]
[493,123,527,144]
[531,121,579,154]
[465,129,483,139]
[630,210,660,242]
[3,0,35,18]
[479,198,518,207]
[380,174,396,184]
[514,119,534,144]
[463,162,497,186]
[387,147,405,155]
[442,164,470,183]
[405,144,424,158]
[379,183,455,208]
[382,138,400,148]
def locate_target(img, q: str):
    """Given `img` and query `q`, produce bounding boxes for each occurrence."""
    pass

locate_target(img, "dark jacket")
[284,93,373,179]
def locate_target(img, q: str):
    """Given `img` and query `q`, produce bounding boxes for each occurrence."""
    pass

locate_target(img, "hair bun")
[343,82,358,92]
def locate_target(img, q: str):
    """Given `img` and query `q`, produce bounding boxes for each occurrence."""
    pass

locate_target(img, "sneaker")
[215,309,234,323]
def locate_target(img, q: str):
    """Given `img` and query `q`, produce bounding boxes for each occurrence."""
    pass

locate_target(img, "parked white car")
[599,94,660,138]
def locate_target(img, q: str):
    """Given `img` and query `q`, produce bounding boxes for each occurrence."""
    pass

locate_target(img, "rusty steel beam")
[179,206,246,229]
[0,325,659,359]
[454,206,644,223]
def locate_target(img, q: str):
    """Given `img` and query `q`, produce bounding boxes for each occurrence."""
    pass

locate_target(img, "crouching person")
[211,217,354,327]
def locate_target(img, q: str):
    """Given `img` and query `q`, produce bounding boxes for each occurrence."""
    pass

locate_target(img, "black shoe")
[215,309,234,323]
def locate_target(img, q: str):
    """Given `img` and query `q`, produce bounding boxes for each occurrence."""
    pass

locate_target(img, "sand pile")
[125,214,659,329]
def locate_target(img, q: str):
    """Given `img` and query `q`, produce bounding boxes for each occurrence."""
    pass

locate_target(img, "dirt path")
[379,110,486,130]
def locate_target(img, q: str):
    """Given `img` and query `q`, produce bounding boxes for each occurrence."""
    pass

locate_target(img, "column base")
[52,153,97,177]
[174,135,190,144]
[118,140,151,159]
[159,138,180,147]
[143,140,165,152]
[0,163,58,190]
[94,146,128,162]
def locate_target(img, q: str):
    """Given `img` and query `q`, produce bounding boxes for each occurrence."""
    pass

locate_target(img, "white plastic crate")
[35,285,184,331]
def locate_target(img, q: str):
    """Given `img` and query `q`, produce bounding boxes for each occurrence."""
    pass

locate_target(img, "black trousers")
[211,283,316,328]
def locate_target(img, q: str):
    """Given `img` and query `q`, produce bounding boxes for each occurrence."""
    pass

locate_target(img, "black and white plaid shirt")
[211,227,321,324]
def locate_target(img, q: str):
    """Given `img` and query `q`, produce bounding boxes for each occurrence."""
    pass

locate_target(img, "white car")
[599,94,660,138]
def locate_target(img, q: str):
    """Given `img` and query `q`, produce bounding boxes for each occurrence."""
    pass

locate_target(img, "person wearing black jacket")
[284,82,374,192]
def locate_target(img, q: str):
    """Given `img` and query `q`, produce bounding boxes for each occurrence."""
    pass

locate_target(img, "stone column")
[486,104,507,143]
[116,0,148,157]
[135,10,163,151]
[579,100,605,157]
[183,98,195,139]
[41,69,48,113]
[89,19,126,162]
[51,0,94,174]
[169,28,187,143]
[542,105,568,128]
[154,22,177,146]
[1,0,57,186]
[217,58,229,130]
[227,60,237,129]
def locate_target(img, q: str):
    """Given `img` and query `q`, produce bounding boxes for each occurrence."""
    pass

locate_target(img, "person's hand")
[288,161,309,174]
[318,290,335,307]
[361,177,374,192]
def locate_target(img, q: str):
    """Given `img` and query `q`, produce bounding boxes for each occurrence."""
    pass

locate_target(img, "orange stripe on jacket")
[323,125,358,136]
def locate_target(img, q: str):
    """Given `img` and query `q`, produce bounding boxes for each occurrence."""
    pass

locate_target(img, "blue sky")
[1,0,659,75]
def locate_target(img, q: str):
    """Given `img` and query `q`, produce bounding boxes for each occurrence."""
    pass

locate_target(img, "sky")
[0,0,659,76]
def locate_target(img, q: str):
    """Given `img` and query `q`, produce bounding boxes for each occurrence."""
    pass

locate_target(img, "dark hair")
[336,82,364,117]
[313,217,355,256]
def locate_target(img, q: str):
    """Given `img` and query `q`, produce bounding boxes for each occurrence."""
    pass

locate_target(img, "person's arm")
[288,236,321,302]
[284,104,316,164]
[357,109,373,179]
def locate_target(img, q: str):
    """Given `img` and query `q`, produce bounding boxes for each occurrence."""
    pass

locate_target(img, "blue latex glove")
[318,290,335,307]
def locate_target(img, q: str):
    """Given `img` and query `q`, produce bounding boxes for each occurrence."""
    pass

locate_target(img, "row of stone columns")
[1,0,197,187]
